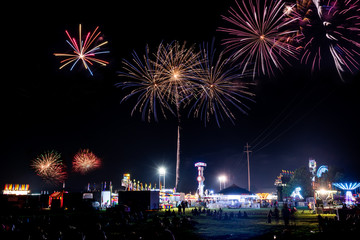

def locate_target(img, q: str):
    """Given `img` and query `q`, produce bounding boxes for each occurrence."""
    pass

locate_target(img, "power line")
[252,88,336,154]
[250,85,307,147]
[250,81,314,151]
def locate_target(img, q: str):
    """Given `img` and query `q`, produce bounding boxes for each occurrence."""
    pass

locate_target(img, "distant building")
[3,184,30,195]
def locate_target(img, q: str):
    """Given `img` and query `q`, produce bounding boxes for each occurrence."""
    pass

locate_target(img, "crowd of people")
[2,201,359,239]
[318,205,360,235]
[0,207,196,240]
[189,207,249,221]
[185,203,297,226]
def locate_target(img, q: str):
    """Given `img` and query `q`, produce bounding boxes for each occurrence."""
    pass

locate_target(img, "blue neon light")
[333,182,360,190]
[316,165,328,178]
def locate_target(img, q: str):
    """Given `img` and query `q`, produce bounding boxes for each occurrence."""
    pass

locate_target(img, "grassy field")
[160,207,335,239]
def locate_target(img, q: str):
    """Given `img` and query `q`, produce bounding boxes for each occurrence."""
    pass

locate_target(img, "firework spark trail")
[31,151,67,184]
[54,24,109,76]
[72,149,101,175]
[312,0,323,17]
[189,41,255,127]
[219,0,299,78]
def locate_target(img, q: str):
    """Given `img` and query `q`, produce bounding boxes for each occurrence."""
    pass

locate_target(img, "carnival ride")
[333,182,360,206]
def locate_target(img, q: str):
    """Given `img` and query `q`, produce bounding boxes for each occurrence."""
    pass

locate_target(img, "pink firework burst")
[72,149,101,174]
[218,0,300,78]
[295,0,360,80]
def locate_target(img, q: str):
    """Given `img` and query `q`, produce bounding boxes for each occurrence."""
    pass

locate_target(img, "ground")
[159,207,335,239]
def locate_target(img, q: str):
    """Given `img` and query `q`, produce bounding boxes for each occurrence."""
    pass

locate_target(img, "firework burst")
[31,151,67,184]
[294,0,360,80]
[72,149,101,175]
[218,0,299,78]
[54,24,109,76]
[156,41,201,105]
[117,41,201,121]
[117,45,174,122]
[189,41,255,126]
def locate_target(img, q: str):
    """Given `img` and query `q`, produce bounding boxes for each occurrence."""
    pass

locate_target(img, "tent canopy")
[218,184,253,195]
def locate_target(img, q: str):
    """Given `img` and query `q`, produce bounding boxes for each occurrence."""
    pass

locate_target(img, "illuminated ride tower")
[309,158,317,182]
[195,162,207,197]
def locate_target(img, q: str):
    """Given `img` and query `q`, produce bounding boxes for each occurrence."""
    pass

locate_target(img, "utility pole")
[244,143,252,192]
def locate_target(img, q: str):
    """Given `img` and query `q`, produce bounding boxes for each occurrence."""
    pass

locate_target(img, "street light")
[158,167,166,190]
[218,175,227,191]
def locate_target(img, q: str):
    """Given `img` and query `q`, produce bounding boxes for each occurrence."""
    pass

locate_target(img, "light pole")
[218,175,227,191]
[158,167,166,190]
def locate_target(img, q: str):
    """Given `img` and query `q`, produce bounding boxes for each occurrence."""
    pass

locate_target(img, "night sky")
[2,1,360,194]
